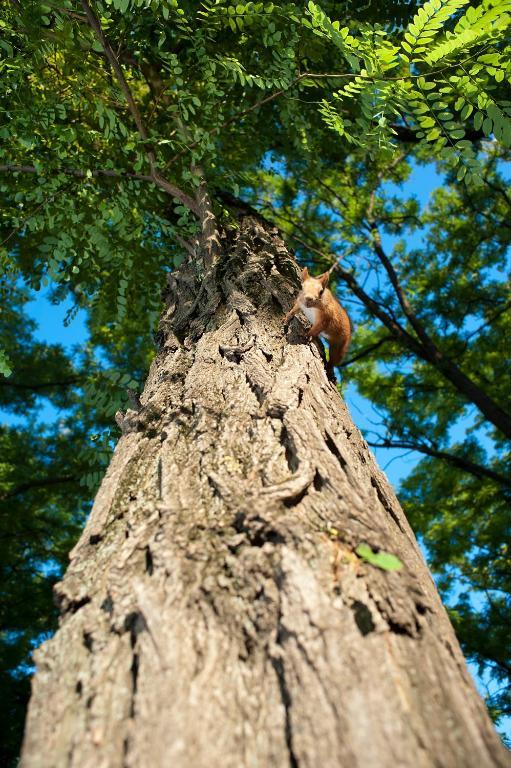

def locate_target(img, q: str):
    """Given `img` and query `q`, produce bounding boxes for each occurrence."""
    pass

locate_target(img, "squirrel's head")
[301,267,329,307]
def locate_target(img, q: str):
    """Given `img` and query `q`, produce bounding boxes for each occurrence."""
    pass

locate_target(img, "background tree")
[0,284,84,764]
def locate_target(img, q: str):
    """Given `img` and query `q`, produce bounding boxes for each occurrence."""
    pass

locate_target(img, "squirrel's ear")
[318,271,330,287]
[301,266,309,281]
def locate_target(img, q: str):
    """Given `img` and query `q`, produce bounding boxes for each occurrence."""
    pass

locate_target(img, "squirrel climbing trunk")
[21,216,510,768]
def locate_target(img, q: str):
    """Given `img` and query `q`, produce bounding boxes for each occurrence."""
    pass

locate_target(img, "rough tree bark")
[22,216,510,768]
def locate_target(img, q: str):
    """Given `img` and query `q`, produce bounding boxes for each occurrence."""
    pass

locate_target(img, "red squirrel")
[284,267,351,378]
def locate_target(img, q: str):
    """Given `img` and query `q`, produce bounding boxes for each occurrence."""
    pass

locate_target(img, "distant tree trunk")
[22,216,510,768]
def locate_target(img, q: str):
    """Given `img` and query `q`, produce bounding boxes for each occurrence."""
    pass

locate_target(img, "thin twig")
[163,74,307,170]
[462,300,511,345]
[340,336,393,367]
[0,164,154,183]
[366,151,407,223]
[1,179,74,248]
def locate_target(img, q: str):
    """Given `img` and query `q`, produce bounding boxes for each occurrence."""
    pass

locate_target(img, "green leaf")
[460,104,473,120]
[0,349,13,377]
[355,544,403,572]
[482,117,493,135]
[473,111,484,130]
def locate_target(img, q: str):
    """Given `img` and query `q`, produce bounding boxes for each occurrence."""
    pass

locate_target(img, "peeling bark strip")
[22,217,510,768]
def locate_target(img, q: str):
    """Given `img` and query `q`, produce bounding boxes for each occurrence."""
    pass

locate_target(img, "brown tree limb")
[79,0,199,216]
[163,74,307,170]
[79,1,149,150]
[45,2,88,22]
[360,159,511,442]
[116,53,220,265]
[367,438,511,490]
[461,187,511,232]
[0,162,205,220]
[483,178,511,209]
[369,227,432,348]
[461,301,511,347]
[366,152,407,223]
[368,232,511,438]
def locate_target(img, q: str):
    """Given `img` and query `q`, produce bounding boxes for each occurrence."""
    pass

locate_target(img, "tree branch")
[367,438,511,490]
[460,300,511,348]
[79,1,149,150]
[0,475,77,502]
[0,377,83,391]
[0,164,154,183]
[475,178,511,210]
[45,2,88,21]
[340,336,394,368]
[79,0,199,216]
[361,164,511,442]
[164,74,307,170]
[369,227,433,348]
[366,152,407,222]
[391,124,484,144]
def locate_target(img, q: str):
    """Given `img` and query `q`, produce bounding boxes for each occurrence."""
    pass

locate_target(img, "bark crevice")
[271,652,300,768]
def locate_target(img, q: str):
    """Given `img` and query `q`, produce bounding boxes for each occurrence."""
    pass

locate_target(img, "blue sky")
[2,158,509,741]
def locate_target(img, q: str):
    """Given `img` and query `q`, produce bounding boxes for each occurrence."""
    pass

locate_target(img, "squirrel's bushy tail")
[326,334,351,380]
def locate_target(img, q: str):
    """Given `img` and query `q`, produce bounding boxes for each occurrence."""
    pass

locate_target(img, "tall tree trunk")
[22,216,509,768]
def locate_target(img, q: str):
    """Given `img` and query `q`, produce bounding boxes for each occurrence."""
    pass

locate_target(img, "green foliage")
[424,0,511,65]
[302,0,511,176]
[402,0,470,57]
